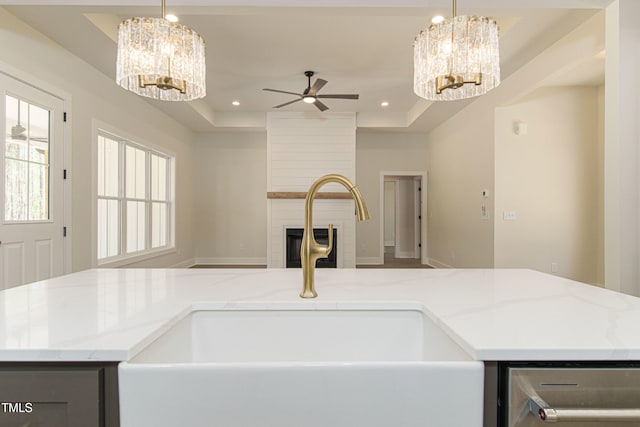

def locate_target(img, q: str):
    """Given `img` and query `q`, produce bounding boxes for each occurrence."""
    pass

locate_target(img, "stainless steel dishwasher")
[505,364,640,426]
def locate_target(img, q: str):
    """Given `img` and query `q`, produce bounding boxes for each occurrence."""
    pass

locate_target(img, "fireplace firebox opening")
[286,228,337,268]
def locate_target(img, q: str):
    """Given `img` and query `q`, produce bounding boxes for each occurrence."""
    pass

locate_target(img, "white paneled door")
[0,74,65,290]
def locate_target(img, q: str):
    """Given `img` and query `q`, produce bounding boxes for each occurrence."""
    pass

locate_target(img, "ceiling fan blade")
[308,78,328,95]
[263,88,303,97]
[273,98,303,109]
[316,94,360,100]
[314,99,329,112]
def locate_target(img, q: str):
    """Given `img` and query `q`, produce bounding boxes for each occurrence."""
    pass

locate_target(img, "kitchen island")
[0,268,639,426]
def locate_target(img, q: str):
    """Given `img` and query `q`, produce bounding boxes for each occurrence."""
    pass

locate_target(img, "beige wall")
[0,8,197,271]
[355,132,428,263]
[191,131,427,265]
[193,132,267,264]
[597,85,605,285]
[425,106,495,268]
[187,9,603,271]
[494,86,601,285]
[424,12,604,271]
[2,7,611,276]
[604,0,640,295]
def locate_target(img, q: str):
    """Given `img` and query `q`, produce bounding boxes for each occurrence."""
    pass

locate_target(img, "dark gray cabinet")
[0,363,119,427]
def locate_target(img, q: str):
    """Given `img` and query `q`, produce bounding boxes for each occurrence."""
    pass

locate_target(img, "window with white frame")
[96,131,173,262]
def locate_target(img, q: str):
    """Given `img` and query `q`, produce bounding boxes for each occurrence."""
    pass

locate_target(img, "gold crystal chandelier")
[413,0,500,101]
[116,0,206,101]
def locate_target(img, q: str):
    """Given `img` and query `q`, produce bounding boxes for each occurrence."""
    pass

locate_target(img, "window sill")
[97,247,176,268]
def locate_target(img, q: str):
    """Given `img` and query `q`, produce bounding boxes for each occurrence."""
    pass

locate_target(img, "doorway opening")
[380,171,427,267]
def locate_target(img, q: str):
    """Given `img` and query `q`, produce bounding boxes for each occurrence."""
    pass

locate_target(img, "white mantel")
[266,112,357,268]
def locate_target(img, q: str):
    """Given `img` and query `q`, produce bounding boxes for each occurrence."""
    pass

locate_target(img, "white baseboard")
[170,258,196,268]
[427,258,453,269]
[356,257,384,265]
[194,257,267,266]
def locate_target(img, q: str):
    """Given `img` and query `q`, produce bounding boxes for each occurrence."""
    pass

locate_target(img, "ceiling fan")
[263,71,359,112]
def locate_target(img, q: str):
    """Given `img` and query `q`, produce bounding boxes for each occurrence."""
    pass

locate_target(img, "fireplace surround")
[266,112,357,268]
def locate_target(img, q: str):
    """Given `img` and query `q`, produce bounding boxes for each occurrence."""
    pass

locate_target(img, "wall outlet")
[551,262,559,273]
[503,210,517,220]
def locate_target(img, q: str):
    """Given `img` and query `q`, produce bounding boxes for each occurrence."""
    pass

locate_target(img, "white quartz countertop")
[1,268,639,362]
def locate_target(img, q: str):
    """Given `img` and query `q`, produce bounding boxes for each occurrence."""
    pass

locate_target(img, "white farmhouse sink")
[119,303,484,427]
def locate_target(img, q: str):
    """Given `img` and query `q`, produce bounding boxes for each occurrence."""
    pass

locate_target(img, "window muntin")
[97,131,172,262]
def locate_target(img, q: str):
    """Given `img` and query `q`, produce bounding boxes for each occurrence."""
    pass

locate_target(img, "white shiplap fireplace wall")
[267,112,357,268]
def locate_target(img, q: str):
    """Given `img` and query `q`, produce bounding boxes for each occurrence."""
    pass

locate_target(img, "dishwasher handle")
[528,394,640,423]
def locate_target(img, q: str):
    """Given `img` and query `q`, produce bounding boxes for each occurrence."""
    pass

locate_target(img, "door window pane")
[4,158,28,221]
[4,95,51,222]
[5,95,28,161]
[28,163,49,220]
[28,103,50,164]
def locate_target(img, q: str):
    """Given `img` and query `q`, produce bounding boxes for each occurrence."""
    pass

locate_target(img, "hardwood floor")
[191,254,432,269]
[356,253,432,269]
[191,264,266,269]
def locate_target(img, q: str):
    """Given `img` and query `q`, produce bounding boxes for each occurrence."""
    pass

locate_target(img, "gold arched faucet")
[300,174,370,298]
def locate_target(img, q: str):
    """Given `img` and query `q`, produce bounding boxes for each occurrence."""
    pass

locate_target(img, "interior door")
[0,74,65,289]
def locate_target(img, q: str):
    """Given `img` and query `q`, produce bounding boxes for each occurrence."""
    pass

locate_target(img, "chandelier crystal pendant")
[116,0,206,101]
[413,0,500,101]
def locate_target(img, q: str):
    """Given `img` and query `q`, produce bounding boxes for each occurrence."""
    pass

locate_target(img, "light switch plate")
[481,204,490,220]
[503,211,517,220]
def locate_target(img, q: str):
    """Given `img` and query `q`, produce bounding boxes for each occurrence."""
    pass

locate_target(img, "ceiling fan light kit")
[413,0,500,101]
[263,71,359,112]
[116,0,206,101]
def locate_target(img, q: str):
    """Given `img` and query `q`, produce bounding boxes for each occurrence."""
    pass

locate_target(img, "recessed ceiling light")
[165,14,179,23]
[431,15,445,24]
[381,101,389,107]
[232,101,240,106]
